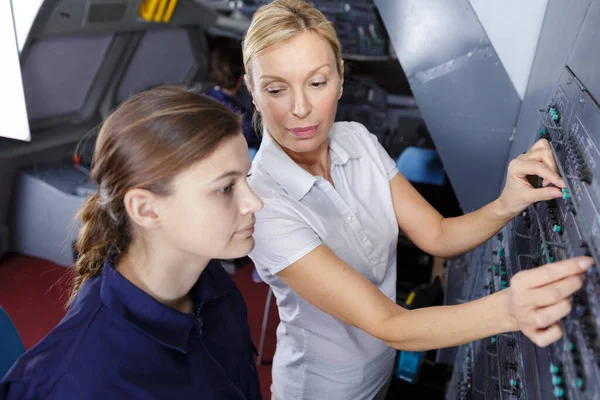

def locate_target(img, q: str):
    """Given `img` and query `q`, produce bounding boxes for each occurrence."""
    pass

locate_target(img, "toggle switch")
[553,387,564,397]
[552,376,562,385]
[565,341,574,351]
[553,225,562,233]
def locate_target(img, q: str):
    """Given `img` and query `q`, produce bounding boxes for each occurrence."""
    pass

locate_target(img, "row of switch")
[457,346,473,400]
[549,363,567,398]
[549,106,562,124]
[541,244,556,263]
[574,285,600,364]
[547,200,563,235]
[491,245,509,290]
[565,339,586,392]
[566,136,593,184]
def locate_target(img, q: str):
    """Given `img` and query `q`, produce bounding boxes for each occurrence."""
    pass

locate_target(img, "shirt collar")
[256,125,360,201]
[100,259,234,354]
[329,127,360,165]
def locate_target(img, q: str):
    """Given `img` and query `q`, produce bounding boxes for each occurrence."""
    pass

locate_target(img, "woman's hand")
[506,256,594,347]
[497,139,566,218]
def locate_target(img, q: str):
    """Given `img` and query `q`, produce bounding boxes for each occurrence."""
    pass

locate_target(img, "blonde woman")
[243,1,592,399]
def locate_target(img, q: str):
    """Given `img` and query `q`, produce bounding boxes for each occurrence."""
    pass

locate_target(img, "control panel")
[443,68,600,400]
[231,0,389,58]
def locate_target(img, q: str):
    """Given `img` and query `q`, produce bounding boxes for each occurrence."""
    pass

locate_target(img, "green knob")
[566,341,573,351]
[552,375,562,385]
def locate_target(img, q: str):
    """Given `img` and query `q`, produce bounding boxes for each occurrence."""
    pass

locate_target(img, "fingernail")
[558,178,567,187]
[579,258,594,270]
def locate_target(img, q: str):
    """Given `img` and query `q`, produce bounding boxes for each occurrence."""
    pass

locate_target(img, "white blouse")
[249,122,400,400]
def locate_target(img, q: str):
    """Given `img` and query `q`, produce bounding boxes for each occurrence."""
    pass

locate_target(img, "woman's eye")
[219,184,234,194]
[267,88,283,95]
[311,81,327,88]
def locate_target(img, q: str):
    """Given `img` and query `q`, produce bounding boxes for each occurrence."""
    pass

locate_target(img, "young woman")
[242,1,593,399]
[0,86,264,399]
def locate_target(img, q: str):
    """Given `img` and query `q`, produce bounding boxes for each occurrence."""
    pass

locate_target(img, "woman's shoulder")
[330,121,384,158]
[331,120,370,138]
[0,298,105,395]
[247,161,296,206]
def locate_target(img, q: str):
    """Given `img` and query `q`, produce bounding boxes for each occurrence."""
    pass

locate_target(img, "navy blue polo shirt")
[0,259,262,400]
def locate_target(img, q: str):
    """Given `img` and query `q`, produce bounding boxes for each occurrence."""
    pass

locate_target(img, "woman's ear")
[123,188,161,230]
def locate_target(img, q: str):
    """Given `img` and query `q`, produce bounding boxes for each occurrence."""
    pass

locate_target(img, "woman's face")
[154,134,263,261]
[249,31,343,154]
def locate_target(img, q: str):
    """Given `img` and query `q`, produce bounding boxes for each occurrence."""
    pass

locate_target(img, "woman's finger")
[531,275,584,307]
[518,149,559,176]
[528,323,563,348]
[511,256,593,289]
[529,298,573,329]
[510,159,565,188]
[529,138,553,153]
[523,186,564,203]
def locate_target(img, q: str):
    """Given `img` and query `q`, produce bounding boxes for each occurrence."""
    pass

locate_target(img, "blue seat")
[248,147,258,161]
[0,307,25,379]
[396,147,445,186]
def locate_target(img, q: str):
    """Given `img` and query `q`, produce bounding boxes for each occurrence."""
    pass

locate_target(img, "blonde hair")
[242,0,344,129]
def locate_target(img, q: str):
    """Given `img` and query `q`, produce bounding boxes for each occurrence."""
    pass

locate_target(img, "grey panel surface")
[508,0,592,161]
[116,28,195,103]
[567,1,600,102]
[374,0,521,212]
[31,0,217,40]
[21,34,113,120]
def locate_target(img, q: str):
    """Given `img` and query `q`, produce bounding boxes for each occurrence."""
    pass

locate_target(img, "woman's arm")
[391,139,566,258]
[277,245,592,350]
